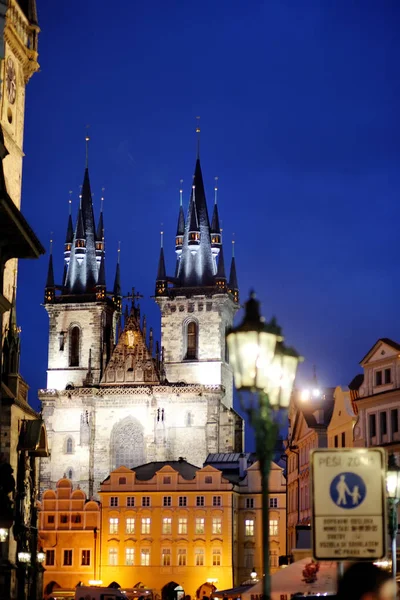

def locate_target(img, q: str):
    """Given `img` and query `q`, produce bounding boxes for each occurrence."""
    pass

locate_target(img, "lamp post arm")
[246,392,279,600]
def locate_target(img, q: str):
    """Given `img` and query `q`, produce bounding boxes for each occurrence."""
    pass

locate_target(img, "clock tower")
[1,0,40,303]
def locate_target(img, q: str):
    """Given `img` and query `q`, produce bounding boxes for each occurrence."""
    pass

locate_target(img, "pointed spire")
[228,238,239,303]
[175,180,185,258]
[215,241,227,287]
[113,243,122,312]
[96,250,106,301]
[156,228,167,296]
[96,190,104,240]
[45,236,55,303]
[188,184,200,254]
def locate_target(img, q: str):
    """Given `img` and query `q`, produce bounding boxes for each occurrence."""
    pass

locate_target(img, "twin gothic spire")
[155,157,239,302]
[44,151,121,307]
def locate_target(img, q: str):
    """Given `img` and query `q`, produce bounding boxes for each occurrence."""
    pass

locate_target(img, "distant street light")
[386,454,400,591]
[227,291,301,600]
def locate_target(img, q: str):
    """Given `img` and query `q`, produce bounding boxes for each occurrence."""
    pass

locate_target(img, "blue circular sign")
[329,472,366,509]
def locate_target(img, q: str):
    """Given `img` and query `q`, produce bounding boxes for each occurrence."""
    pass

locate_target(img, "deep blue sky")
[16,1,399,449]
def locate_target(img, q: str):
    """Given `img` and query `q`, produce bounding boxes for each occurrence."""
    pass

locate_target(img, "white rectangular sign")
[311,448,387,561]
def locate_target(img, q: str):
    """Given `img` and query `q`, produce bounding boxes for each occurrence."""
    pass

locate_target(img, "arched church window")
[66,437,73,454]
[69,326,80,367]
[110,417,145,471]
[186,412,192,427]
[186,321,198,360]
[67,468,73,480]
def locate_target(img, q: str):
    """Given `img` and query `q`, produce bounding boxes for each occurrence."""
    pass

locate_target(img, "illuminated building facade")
[39,146,243,498]
[39,456,287,598]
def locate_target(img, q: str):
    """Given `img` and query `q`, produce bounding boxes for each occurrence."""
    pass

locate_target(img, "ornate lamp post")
[386,454,400,587]
[227,292,301,600]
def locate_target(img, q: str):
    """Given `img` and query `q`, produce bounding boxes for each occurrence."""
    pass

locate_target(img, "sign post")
[311,448,387,561]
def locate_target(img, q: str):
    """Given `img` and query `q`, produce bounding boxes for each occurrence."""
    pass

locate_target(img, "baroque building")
[39,145,243,498]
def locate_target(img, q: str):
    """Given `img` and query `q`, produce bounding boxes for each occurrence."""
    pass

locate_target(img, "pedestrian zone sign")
[311,448,387,561]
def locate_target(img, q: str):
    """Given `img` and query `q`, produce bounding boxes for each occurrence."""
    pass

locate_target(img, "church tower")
[155,155,240,403]
[1,0,40,303]
[40,138,243,498]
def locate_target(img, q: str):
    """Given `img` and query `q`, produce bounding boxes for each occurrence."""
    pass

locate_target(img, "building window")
[142,496,151,507]
[67,468,73,480]
[196,496,205,507]
[72,514,81,524]
[392,409,399,434]
[212,548,221,566]
[47,515,54,524]
[212,495,222,506]
[127,496,135,507]
[369,413,377,438]
[205,476,213,484]
[385,368,392,384]
[45,550,55,566]
[244,549,254,570]
[334,435,338,448]
[186,321,198,359]
[178,548,187,566]
[141,518,151,534]
[341,432,346,447]
[162,517,172,534]
[110,496,119,507]
[162,548,171,566]
[60,515,68,524]
[119,477,126,485]
[163,496,172,507]
[381,412,387,436]
[163,476,171,484]
[66,437,73,454]
[195,517,205,534]
[246,497,254,509]
[109,548,118,566]
[178,518,188,535]
[269,497,278,508]
[81,550,90,566]
[126,518,135,534]
[269,549,278,567]
[269,519,278,536]
[195,547,205,566]
[375,370,383,386]
[109,518,118,534]
[63,550,73,566]
[179,496,187,507]
[212,517,222,534]
[141,548,150,566]
[186,412,192,426]
[125,548,134,566]
[245,519,254,536]
[69,326,80,367]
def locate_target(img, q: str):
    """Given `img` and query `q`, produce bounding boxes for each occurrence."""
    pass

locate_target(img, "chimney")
[239,453,247,478]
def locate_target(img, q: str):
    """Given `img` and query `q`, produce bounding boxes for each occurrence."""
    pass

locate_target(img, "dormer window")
[385,368,392,384]
[375,370,382,386]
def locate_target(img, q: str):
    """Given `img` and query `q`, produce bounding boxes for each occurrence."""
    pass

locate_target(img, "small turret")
[45,238,55,303]
[112,244,122,312]
[64,193,74,277]
[96,252,106,300]
[175,180,185,259]
[95,192,105,266]
[228,239,239,303]
[74,201,86,264]
[215,239,227,291]
[188,184,200,254]
[155,230,167,296]
[210,177,221,260]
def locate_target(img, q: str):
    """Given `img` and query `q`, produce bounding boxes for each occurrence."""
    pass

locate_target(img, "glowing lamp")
[37,550,45,563]
[386,454,400,501]
[18,551,31,563]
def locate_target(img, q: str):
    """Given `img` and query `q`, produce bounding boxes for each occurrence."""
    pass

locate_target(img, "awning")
[212,585,254,599]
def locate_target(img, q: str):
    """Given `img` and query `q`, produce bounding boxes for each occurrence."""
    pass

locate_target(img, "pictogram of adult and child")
[329,472,366,508]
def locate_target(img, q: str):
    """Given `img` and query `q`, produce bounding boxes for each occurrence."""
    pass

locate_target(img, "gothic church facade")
[39,147,243,497]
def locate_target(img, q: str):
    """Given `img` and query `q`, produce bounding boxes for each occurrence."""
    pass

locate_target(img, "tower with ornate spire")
[155,127,240,409]
[42,137,122,390]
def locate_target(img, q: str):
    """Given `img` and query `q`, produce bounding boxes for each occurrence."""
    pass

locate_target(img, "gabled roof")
[133,460,200,481]
[360,338,400,366]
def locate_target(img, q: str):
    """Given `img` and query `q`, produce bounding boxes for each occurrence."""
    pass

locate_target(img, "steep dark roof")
[176,158,216,287]
[65,213,73,244]
[45,252,55,288]
[97,253,106,287]
[113,260,121,298]
[229,255,238,290]
[215,243,226,279]
[348,373,364,391]
[176,205,185,236]
[156,246,166,281]
[133,460,200,481]
[210,202,221,234]
[96,209,104,241]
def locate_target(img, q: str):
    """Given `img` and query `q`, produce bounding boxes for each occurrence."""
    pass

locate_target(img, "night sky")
[16,1,399,449]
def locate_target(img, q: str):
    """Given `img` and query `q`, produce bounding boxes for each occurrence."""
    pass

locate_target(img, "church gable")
[102,305,161,385]
[360,338,400,366]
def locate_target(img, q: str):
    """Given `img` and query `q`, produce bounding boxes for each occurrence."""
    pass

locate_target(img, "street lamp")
[250,568,258,581]
[0,528,8,542]
[17,551,31,563]
[227,292,301,600]
[37,549,45,564]
[386,454,400,585]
